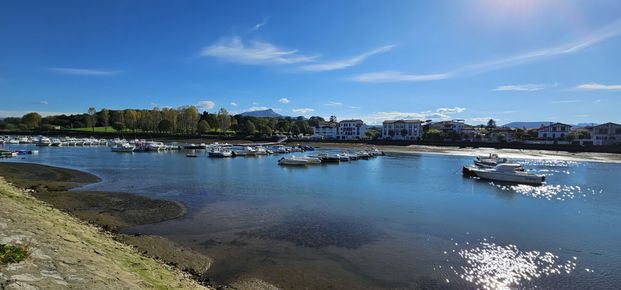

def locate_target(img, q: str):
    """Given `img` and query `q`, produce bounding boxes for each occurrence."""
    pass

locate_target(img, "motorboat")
[208,148,233,158]
[312,153,340,163]
[278,156,308,166]
[111,143,135,152]
[36,137,52,146]
[146,141,164,151]
[463,163,545,185]
[51,138,63,147]
[301,156,322,164]
[474,153,508,168]
[338,153,351,162]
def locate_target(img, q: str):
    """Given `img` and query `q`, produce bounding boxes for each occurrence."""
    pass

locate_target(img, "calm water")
[3,144,621,289]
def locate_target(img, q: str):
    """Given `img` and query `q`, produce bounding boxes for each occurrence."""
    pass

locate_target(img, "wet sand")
[0,162,215,286]
[305,142,621,163]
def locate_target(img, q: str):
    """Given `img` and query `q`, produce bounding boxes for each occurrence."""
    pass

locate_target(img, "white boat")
[111,143,135,152]
[51,138,63,147]
[474,153,508,168]
[8,139,19,144]
[36,137,52,146]
[146,141,164,151]
[19,137,30,144]
[208,148,233,158]
[463,163,545,185]
[337,153,351,162]
[278,156,308,166]
[301,156,322,164]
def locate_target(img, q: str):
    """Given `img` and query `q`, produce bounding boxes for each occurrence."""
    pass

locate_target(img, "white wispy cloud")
[197,100,215,110]
[351,20,621,83]
[301,45,395,72]
[493,83,550,91]
[551,99,580,104]
[40,100,49,105]
[248,106,270,111]
[436,107,465,114]
[362,107,466,124]
[230,102,238,106]
[250,19,268,32]
[323,101,343,106]
[292,108,314,114]
[575,82,621,91]
[200,37,317,65]
[48,67,122,76]
[469,117,498,124]
[278,98,290,104]
[349,71,450,83]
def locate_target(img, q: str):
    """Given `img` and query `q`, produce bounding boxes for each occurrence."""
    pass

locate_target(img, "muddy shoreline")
[0,162,218,287]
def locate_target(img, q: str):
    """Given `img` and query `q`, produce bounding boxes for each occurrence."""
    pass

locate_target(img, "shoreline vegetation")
[0,163,284,289]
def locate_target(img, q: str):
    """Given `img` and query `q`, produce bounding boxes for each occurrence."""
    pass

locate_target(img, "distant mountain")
[502,122,553,129]
[239,109,282,118]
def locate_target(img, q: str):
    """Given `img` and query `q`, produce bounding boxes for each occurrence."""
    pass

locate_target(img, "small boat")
[474,153,508,168]
[186,153,198,158]
[51,138,63,147]
[301,156,322,164]
[338,153,350,162]
[463,163,545,185]
[312,153,340,163]
[36,137,52,146]
[208,148,233,158]
[111,143,135,152]
[278,156,308,166]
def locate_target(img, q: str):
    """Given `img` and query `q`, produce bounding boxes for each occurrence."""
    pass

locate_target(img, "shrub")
[0,243,29,265]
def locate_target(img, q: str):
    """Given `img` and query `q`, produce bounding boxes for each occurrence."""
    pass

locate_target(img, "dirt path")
[0,177,210,290]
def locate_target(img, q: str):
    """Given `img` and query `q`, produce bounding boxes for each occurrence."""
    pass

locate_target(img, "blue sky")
[1,0,620,125]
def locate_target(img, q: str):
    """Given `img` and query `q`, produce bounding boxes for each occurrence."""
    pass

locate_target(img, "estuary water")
[3,144,621,289]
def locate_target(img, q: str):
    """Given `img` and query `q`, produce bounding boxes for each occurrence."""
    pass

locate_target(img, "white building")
[591,122,621,145]
[430,120,465,134]
[381,120,422,140]
[537,123,572,140]
[337,119,367,140]
[312,122,338,139]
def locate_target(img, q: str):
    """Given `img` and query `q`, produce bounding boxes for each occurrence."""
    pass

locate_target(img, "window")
[616,128,621,134]
[598,128,609,134]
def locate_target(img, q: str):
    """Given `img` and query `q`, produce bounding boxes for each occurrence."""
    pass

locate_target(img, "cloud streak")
[351,20,621,83]
[493,83,551,91]
[278,98,290,104]
[201,37,316,65]
[48,67,122,76]
[301,45,395,72]
[349,71,450,83]
[575,83,621,91]
[292,108,314,114]
[250,19,268,32]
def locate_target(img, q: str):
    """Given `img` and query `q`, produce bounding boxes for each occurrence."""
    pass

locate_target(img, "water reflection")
[445,240,578,290]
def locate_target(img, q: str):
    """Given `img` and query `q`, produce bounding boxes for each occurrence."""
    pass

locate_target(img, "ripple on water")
[240,210,385,249]
[493,183,602,201]
[446,241,577,290]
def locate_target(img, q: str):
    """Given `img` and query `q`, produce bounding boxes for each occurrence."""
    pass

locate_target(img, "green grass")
[70,126,119,133]
[0,243,29,265]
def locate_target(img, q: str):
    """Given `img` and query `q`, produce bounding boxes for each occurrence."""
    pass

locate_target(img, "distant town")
[1,107,620,147]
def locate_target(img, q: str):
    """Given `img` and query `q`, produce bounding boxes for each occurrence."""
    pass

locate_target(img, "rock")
[5,281,39,290]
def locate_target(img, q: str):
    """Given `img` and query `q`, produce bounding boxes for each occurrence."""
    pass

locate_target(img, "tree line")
[0,107,327,137]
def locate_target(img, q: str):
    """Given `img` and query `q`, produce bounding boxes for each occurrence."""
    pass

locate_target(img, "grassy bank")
[0,162,216,288]
[0,176,209,289]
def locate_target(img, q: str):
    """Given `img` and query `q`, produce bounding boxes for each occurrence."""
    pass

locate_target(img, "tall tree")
[197,120,210,134]
[22,112,42,130]
[100,108,110,132]
[88,107,96,132]
[217,108,231,133]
